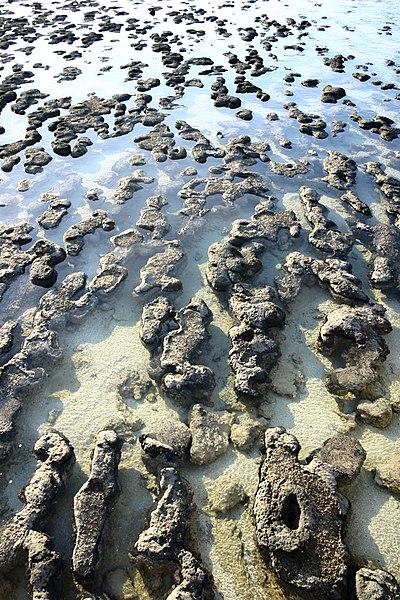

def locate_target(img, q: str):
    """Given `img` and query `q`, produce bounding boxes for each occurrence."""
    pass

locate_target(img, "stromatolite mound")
[254,427,350,599]
[356,567,400,600]
[318,303,392,396]
[0,431,75,597]
[72,429,122,586]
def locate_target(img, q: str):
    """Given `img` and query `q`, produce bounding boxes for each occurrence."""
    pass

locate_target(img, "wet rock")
[357,398,393,428]
[340,190,371,215]
[70,136,93,158]
[72,430,122,586]
[211,76,241,109]
[189,405,232,465]
[323,151,357,189]
[29,240,66,288]
[89,253,128,295]
[318,303,392,396]
[374,457,400,494]
[320,85,346,103]
[356,567,400,600]
[175,120,225,163]
[134,123,185,162]
[323,54,347,72]
[299,186,353,257]
[206,239,263,291]
[140,296,176,348]
[137,195,170,239]
[146,419,192,458]
[308,433,366,485]
[236,109,253,120]
[0,320,17,356]
[355,223,400,290]
[63,210,115,255]
[0,432,74,590]
[24,146,52,174]
[134,242,184,294]
[254,427,350,599]
[131,467,193,584]
[353,116,399,142]
[270,161,308,176]
[113,171,154,204]
[276,251,369,305]
[110,228,143,248]
[207,472,247,513]
[230,283,285,330]
[366,162,400,221]
[39,272,96,326]
[37,198,71,229]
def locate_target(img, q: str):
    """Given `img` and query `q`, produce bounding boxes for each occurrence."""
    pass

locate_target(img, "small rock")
[207,473,247,513]
[375,456,400,494]
[357,398,393,428]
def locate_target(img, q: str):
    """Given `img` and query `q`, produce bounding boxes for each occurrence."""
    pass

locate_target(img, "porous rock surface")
[254,427,350,599]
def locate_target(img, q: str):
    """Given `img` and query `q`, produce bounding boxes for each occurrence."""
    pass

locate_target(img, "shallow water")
[0,0,400,597]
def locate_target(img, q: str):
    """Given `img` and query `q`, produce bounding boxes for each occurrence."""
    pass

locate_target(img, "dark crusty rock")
[320,85,346,103]
[175,120,225,163]
[276,251,369,305]
[206,239,264,291]
[134,242,184,294]
[270,161,308,177]
[134,123,186,162]
[366,162,400,223]
[140,435,181,474]
[29,240,66,287]
[131,467,193,584]
[24,146,52,174]
[229,284,285,330]
[323,151,357,189]
[228,201,301,246]
[323,54,347,72]
[356,567,400,600]
[72,430,122,586]
[299,186,353,257]
[110,228,144,248]
[137,195,170,239]
[166,550,213,600]
[254,427,350,599]
[352,115,399,142]
[0,432,74,594]
[63,210,115,256]
[318,303,392,396]
[307,433,366,485]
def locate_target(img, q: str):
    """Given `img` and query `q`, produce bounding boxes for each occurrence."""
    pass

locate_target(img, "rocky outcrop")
[89,252,128,295]
[276,251,369,305]
[299,186,353,257]
[318,304,392,396]
[366,162,400,225]
[37,197,71,229]
[165,550,213,600]
[307,433,366,484]
[206,201,300,291]
[323,151,357,189]
[254,427,350,599]
[131,467,193,585]
[356,223,400,290]
[63,210,115,256]
[374,456,400,495]
[340,190,371,216]
[228,284,285,400]
[136,195,170,239]
[175,120,225,163]
[39,271,96,326]
[113,171,154,204]
[72,430,122,586]
[134,242,184,294]
[141,297,215,404]
[356,567,400,600]
[134,123,186,162]
[0,432,75,596]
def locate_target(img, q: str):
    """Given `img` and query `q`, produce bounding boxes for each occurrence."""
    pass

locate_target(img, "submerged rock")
[307,433,366,485]
[323,151,357,189]
[357,398,393,428]
[254,427,350,599]
[89,252,128,295]
[63,210,115,256]
[72,430,122,586]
